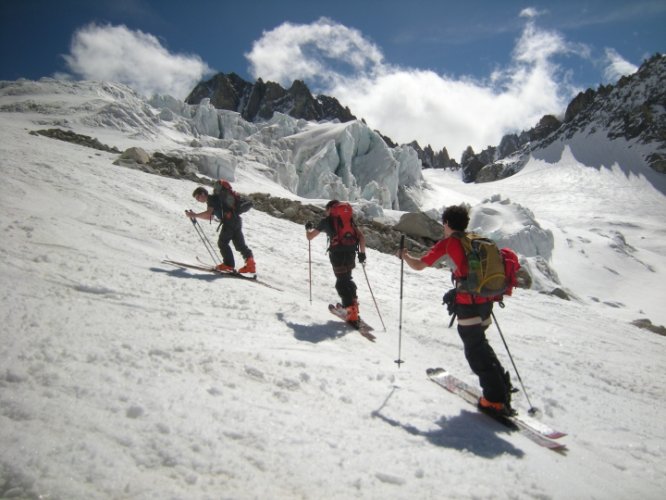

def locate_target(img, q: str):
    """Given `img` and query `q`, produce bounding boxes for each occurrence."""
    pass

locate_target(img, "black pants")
[329,249,357,307]
[218,217,252,268]
[456,302,511,405]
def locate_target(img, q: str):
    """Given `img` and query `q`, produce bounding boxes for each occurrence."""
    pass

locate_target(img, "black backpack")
[213,180,253,216]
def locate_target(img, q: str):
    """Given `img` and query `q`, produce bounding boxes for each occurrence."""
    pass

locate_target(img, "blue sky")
[1,0,664,157]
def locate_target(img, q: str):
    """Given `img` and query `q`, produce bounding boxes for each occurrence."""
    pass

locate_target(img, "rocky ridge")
[186,73,356,125]
[461,53,666,182]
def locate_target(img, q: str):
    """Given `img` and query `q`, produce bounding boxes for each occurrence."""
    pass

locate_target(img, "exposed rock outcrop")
[29,128,121,153]
[186,73,356,124]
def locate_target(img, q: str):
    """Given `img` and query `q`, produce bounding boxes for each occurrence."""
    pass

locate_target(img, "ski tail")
[328,304,376,342]
[427,367,567,451]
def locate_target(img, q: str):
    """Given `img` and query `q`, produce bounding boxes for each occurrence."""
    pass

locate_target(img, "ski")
[426,367,567,451]
[328,304,376,342]
[161,259,281,290]
[162,258,255,278]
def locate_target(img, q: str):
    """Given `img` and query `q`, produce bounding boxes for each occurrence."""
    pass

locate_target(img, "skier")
[306,200,366,322]
[398,204,513,415]
[186,184,256,273]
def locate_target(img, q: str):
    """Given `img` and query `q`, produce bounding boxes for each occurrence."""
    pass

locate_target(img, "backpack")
[328,202,359,249]
[453,232,520,300]
[499,247,520,297]
[212,179,253,216]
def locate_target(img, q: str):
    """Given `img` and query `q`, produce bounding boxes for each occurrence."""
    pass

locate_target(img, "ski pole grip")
[184,210,197,224]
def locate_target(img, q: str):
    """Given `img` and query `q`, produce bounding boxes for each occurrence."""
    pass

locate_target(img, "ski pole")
[191,218,218,264]
[189,216,221,266]
[395,235,405,367]
[491,310,538,415]
[308,239,313,304]
[361,262,387,332]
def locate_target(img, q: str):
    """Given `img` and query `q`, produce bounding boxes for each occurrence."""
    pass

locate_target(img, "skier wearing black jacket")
[186,185,255,273]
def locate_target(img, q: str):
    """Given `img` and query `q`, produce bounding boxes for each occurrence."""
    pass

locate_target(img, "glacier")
[149,94,425,210]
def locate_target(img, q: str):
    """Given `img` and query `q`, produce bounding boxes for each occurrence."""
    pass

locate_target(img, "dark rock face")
[461,146,486,183]
[409,141,459,170]
[564,89,596,123]
[530,115,562,142]
[186,73,356,123]
[29,128,121,153]
[497,134,521,158]
[186,73,250,112]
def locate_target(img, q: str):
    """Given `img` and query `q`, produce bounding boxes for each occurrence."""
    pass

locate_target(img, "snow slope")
[1,80,665,499]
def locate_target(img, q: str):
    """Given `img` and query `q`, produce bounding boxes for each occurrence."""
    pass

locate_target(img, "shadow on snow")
[151,266,232,282]
[372,386,525,458]
[276,312,351,343]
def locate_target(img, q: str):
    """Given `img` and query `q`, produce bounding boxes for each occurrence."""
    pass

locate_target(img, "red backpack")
[499,247,520,297]
[328,202,359,249]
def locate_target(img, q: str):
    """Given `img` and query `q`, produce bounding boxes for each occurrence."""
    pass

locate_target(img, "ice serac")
[151,94,425,210]
[468,195,558,293]
[284,119,424,209]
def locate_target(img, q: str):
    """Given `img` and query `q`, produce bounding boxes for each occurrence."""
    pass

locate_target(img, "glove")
[442,289,457,316]
[358,252,366,264]
[305,221,314,230]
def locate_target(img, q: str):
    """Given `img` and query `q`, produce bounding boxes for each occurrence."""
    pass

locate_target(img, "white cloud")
[602,48,638,83]
[246,17,383,88]
[62,23,211,99]
[519,7,546,19]
[247,16,587,159]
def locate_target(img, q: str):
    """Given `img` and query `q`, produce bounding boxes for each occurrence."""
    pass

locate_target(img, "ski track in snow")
[1,84,665,500]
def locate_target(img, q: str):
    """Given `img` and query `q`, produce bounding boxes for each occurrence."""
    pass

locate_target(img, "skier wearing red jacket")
[399,204,513,415]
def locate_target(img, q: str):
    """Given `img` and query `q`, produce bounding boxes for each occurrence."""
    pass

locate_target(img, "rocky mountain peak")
[185,73,356,124]
[408,140,459,170]
[462,52,666,182]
